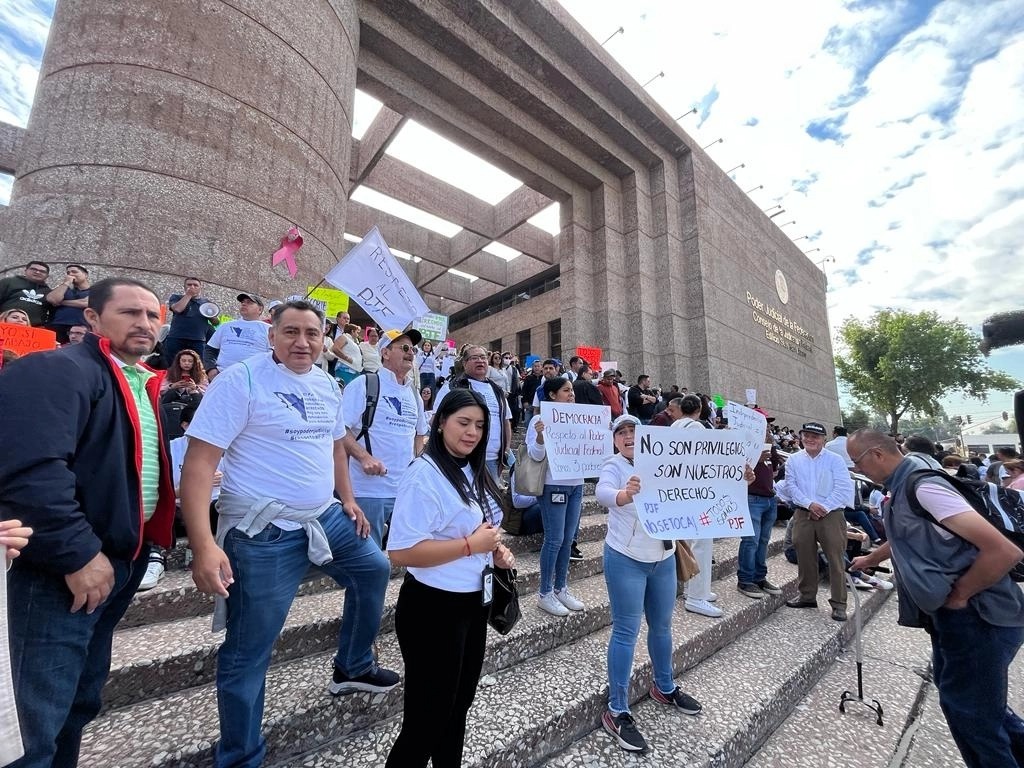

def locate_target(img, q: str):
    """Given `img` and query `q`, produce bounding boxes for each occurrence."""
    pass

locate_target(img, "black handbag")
[488,566,521,635]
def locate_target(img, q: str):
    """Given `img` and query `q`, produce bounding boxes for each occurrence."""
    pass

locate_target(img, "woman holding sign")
[596,414,703,753]
[527,376,586,617]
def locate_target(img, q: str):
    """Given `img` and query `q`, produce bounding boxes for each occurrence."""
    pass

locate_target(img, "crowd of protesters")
[1,263,1023,767]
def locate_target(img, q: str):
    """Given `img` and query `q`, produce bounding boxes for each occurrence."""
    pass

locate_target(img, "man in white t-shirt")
[179,301,397,767]
[434,344,512,480]
[342,328,430,546]
[205,293,270,379]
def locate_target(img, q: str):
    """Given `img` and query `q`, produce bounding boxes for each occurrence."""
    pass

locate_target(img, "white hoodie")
[596,454,674,563]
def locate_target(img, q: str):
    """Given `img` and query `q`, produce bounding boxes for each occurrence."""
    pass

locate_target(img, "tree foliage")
[834,310,1020,435]
[982,418,1018,435]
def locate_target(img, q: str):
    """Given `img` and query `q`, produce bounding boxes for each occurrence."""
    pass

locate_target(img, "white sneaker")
[706,592,719,603]
[864,575,894,591]
[851,576,874,591]
[685,598,723,618]
[538,592,570,617]
[138,553,165,591]
[554,588,585,611]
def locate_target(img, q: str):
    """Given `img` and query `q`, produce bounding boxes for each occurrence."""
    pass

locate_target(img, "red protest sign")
[576,345,602,370]
[0,323,58,356]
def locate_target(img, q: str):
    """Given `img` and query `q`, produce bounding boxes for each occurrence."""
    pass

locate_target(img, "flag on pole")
[323,227,429,331]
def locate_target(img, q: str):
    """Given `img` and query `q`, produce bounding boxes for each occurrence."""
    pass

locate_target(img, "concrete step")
[81,534,784,766]
[122,508,610,628]
[539,582,893,767]
[275,555,810,767]
[744,592,935,768]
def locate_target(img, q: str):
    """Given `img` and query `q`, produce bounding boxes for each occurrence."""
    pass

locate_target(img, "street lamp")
[726,163,745,175]
[702,138,724,150]
[768,209,787,219]
[762,204,782,213]
[793,234,809,243]
[779,220,796,228]
[642,71,665,88]
[675,107,697,120]
[746,185,764,194]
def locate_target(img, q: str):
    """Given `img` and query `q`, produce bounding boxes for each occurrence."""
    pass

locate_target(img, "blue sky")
[1,0,1022,430]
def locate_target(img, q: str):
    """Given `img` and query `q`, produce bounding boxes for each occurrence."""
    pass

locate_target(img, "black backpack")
[905,469,1024,581]
[353,371,380,455]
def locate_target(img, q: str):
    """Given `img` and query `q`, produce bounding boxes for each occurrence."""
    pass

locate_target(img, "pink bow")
[271,226,303,278]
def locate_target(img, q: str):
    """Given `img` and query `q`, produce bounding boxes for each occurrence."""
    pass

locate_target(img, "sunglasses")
[389,343,413,353]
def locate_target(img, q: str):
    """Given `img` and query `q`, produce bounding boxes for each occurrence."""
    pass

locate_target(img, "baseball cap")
[800,422,827,435]
[236,292,264,307]
[611,414,641,434]
[378,328,422,352]
[602,369,617,378]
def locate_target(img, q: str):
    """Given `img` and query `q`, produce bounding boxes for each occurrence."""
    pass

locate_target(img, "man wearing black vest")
[850,429,1024,768]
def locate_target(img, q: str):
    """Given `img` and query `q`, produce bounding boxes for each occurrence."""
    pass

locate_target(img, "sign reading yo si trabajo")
[631,426,752,540]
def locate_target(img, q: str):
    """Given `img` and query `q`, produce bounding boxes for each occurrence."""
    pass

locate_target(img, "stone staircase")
[80,470,976,767]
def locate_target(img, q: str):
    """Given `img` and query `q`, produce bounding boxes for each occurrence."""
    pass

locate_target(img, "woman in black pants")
[386,389,516,767]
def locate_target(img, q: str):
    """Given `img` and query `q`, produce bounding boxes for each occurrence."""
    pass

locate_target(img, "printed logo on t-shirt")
[275,392,309,421]
[19,289,45,306]
[231,327,243,338]
[383,395,404,416]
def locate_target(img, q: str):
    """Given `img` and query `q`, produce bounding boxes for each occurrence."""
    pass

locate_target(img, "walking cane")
[839,571,884,725]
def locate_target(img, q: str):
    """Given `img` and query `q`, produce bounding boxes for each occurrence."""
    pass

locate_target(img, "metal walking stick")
[839,572,884,725]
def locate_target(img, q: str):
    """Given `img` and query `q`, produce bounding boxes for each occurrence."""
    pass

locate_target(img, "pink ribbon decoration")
[271,226,303,278]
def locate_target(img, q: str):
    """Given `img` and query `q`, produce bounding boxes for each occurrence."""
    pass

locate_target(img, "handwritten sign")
[575,345,602,370]
[599,360,618,374]
[0,323,58,356]
[418,312,449,342]
[324,226,429,331]
[306,286,350,317]
[723,401,768,467]
[539,402,612,480]
[632,426,752,540]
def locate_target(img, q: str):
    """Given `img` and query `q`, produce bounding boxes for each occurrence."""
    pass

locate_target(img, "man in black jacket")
[627,374,658,423]
[572,363,605,406]
[0,277,176,768]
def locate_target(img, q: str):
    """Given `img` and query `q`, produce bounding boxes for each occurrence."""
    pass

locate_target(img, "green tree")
[834,310,1020,436]
[840,405,875,432]
[982,418,1017,435]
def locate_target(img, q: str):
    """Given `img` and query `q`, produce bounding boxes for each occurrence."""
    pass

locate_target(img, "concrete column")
[0,0,358,298]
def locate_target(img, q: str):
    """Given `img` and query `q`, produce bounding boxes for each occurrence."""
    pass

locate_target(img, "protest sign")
[599,360,618,374]
[539,402,612,480]
[0,323,57,356]
[0,545,24,766]
[418,312,449,342]
[723,401,768,467]
[324,226,429,331]
[306,286,349,317]
[575,345,601,370]
[632,426,752,540]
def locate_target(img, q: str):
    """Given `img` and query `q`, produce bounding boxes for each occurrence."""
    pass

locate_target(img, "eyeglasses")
[850,446,876,466]
[390,343,413,353]
[26,266,48,273]
[466,354,488,361]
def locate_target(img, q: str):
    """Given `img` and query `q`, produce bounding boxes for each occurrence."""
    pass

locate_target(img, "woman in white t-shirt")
[359,327,381,372]
[385,388,516,768]
[415,339,438,393]
[331,323,363,385]
[527,376,586,617]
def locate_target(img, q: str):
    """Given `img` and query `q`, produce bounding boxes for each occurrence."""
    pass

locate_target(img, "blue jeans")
[518,502,544,536]
[215,504,391,768]
[485,459,500,482]
[737,495,777,584]
[355,496,395,548]
[7,549,149,768]
[603,545,677,714]
[929,605,1024,768]
[538,483,583,594]
[844,507,878,542]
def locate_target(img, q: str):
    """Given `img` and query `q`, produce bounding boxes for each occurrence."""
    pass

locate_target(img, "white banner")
[0,546,24,766]
[599,361,618,374]
[539,402,613,480]
[723,401,768,467]
[324,226,429,331]
[632,426,752,540]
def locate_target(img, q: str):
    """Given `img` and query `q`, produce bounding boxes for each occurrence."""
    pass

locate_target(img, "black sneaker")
[602,710,647,752]
[650,684,703,715]
[569,542,584,562]
[328,662,400,696]
[756,579,783,596]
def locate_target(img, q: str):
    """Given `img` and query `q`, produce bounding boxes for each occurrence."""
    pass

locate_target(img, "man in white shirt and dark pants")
[205,293,270,379]
[783,421,855,621]
[180,300,397,767]
[341,328,430,546]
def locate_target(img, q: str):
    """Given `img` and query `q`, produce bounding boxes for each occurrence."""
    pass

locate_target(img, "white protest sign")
[0,545,24,766]
[418,312,449,342]
[723,401,768,467]
[632,426,752,540]
[324,226,430,331]
[599,361,618,374]
[539,402,612,480]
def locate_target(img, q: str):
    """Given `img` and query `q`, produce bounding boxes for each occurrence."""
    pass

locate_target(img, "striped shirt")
[119,364,161,521]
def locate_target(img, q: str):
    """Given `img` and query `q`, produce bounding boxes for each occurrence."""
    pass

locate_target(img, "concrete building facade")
[0,0,841,427]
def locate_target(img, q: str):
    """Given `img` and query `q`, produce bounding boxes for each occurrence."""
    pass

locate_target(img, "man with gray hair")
[849,428,1024,768]
[181,300,398,767]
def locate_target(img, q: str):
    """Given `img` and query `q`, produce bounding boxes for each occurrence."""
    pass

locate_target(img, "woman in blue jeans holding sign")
[526,376,585,617]
[596,414,703,753]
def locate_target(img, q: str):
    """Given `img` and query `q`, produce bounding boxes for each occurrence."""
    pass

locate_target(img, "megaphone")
[199,302,220,318]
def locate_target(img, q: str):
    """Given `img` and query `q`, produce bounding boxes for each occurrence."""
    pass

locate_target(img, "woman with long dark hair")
[161,349,208,398]
[527,376,586,616]
[385,389,516,768]
[416,339,438,392]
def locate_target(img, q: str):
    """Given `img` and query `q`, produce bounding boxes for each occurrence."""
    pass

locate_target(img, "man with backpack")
[848,429,1024,768]
[341,328,430,546]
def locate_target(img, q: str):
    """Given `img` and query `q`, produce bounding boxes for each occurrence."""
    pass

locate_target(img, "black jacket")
[573,379,605,406]
[0,334,175,574]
